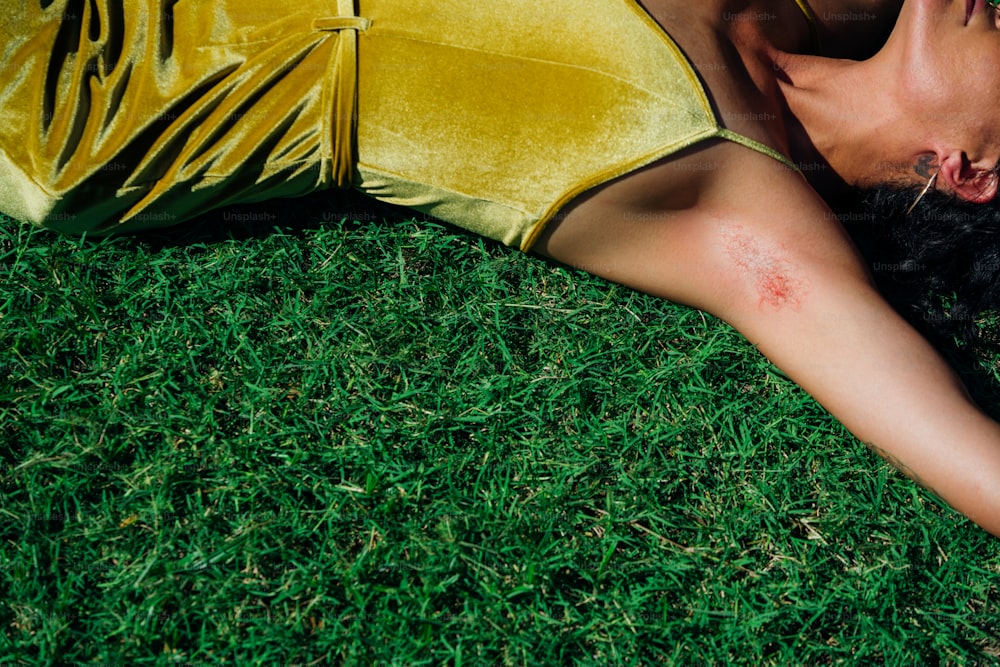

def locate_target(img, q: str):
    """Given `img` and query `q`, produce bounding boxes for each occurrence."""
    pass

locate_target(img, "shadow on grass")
[106,190,1000,421]
[950,356,1000,422]
[128,189,420,249]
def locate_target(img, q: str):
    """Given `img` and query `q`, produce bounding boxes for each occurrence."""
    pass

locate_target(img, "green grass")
[2,194,999,666]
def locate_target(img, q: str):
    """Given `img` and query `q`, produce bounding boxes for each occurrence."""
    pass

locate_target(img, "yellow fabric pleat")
[314,1,370,189]
[0,0,368,235]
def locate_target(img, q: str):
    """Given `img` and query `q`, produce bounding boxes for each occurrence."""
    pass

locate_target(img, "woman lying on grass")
[3,0,1000,536]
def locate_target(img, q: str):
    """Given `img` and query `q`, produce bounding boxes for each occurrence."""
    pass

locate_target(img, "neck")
[772,49,906,200]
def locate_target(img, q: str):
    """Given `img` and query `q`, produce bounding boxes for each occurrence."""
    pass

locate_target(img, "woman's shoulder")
[539,137,841,280]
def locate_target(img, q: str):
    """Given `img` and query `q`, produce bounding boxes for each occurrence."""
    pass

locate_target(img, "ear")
[937,151,999,204]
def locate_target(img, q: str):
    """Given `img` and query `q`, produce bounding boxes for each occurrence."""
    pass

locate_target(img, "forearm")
[535,143,1000,536]
[728,271,1000,537]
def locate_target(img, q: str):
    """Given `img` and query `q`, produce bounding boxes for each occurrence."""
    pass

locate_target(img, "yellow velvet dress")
[0,0,815,249]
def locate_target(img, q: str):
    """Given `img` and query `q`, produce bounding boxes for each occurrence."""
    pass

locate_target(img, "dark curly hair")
[838,186,1000,361]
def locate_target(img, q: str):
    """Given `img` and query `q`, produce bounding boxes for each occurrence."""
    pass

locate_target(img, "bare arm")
[537,141,1000,536]
[721,238,1000,536]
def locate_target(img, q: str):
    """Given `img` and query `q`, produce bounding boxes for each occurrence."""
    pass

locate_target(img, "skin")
[536,0,1000,536]
[774,0,1000,199]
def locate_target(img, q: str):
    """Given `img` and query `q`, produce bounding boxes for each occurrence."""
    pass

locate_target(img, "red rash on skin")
[723,225,803,309]
[758,272,794,307]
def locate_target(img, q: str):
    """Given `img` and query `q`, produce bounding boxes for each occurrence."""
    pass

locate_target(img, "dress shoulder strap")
[789,0,822,53]
[715,0,818,171]
[716,129,800,173]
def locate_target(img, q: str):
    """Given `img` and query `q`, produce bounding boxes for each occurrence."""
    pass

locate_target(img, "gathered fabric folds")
[1,0,810,247]
[0,0,367,234]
